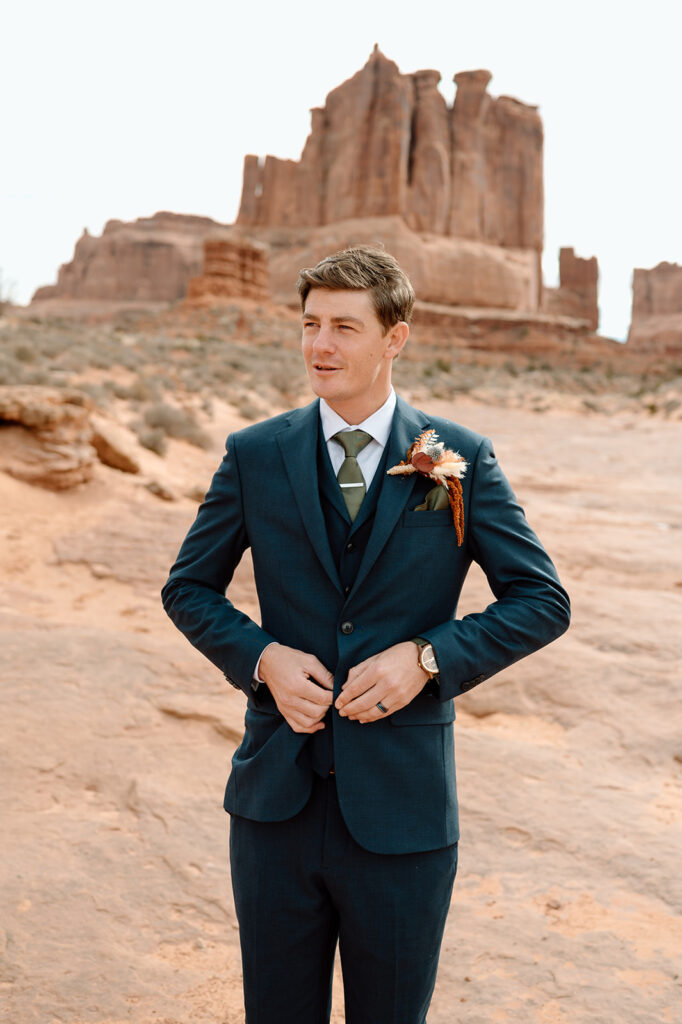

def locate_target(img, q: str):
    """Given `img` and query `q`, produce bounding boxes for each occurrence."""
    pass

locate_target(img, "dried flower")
[388,430,467,545]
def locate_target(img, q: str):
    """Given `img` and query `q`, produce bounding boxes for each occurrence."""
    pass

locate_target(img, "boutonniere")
[388,430,468,545]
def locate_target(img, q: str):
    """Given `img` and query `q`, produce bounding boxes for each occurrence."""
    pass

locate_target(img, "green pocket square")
[413,484,449,511]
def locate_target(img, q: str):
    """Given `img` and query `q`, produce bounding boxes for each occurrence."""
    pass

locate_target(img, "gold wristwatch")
[412,637,439,681]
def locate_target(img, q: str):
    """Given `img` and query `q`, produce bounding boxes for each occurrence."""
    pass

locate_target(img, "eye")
[303,321,318,329]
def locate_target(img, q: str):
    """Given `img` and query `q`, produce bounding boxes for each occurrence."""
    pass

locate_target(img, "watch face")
[421,645,438,674]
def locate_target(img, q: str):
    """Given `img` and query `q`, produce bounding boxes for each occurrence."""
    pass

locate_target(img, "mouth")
[312,363,342,373]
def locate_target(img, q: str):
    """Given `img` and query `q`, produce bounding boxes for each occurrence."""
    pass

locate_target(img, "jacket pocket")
[401,509,452,528]
[390,694,456,726]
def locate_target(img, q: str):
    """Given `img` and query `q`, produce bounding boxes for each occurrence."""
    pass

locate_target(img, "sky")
[1,0,680,341]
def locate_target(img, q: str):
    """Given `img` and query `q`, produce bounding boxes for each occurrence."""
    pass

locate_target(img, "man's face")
[301,288,407,421]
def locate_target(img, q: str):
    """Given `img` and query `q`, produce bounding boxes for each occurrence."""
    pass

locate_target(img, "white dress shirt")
[319,389,396,489]
[253,389,397,685]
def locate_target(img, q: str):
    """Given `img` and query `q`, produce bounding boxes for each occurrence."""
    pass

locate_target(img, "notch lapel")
[275,401,343,595]
[351,397,430,596]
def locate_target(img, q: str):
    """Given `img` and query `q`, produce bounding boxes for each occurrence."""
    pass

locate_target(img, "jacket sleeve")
[422,437,570,701]
[161,432,278,696]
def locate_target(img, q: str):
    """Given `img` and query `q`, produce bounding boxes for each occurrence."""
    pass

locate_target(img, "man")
[162,247,570,1023]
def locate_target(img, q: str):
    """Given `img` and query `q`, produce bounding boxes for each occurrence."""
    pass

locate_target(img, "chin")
[308,375,343,401]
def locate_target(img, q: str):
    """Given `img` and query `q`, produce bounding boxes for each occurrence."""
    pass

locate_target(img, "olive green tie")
[333,429,373,522]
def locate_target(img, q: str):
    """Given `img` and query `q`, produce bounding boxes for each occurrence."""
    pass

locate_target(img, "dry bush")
[143,402,211,449]
[135,425,167,455]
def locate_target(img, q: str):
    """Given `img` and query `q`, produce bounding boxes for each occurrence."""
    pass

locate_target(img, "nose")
[311,324,336,356]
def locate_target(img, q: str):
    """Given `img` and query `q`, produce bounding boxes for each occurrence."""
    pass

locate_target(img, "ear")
[384,321,409,360]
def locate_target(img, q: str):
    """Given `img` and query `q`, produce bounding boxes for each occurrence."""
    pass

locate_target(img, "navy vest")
[309,423,390,775]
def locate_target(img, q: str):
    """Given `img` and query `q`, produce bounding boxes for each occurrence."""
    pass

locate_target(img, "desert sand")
[1,331,681,1023]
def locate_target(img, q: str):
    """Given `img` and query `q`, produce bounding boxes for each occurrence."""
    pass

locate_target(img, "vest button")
[341,621,354,635]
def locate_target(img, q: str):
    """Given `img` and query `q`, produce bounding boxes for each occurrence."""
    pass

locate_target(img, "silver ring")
[376,701,389,714]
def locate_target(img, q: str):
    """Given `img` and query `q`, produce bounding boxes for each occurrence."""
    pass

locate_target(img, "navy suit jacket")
[162,395,570,854]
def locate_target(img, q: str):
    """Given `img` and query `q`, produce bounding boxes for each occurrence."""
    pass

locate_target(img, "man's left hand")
[335,642,428,723]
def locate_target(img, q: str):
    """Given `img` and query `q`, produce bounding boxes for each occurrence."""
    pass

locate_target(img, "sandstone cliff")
[29,50,609,333]
[32,212,230,303]
[254,215,539,311]
[237,48,544,257]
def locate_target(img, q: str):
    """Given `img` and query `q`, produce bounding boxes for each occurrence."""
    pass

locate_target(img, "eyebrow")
[302,312,365,326]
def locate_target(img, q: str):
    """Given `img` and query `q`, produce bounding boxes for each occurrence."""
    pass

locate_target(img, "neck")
[325,388,392,426]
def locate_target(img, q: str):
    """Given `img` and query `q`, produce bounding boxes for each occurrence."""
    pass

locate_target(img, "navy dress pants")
[229,775,458,1024]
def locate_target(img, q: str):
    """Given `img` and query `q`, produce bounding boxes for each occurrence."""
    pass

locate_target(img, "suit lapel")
[276,401,343,594]
[351,397,430,596]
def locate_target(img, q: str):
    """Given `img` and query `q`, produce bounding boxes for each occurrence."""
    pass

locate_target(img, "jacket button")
[346,541,354,552]
[344,584,351,595]
[341,621,354,635]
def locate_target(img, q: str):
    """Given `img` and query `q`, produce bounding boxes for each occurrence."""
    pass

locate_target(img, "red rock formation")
[542,248,599,329]
[449,74,544,252]
[32,212,230,303]
[186,238,269,303]
[237,48,544,255]
[628,262,682,352]
[258,216,538,311]
[29,50,600,326]
[406,70,451,235]
[631,262,682,317]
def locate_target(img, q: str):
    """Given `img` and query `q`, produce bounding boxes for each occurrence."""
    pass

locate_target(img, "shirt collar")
[319,389,396,448]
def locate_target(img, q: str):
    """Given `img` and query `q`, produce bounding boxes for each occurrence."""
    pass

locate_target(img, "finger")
[336,672,377,710]
[295,696,333,721]
[305,657,334,690]
[298,678,334,707]
[353,706,385,724]
[339,688,384,718]
[287,716,326,734]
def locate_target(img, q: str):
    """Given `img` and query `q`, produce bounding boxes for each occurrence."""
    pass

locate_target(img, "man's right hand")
[258,644,334,734]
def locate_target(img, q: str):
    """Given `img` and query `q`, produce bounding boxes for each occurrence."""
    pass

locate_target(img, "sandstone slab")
[0,386,95,490]
[90,414,141,474]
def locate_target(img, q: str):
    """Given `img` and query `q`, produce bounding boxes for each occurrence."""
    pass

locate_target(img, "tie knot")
[333,429,373,459]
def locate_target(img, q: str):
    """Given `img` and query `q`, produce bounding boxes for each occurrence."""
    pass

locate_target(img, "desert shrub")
[135,425,167,455]
[235,396,262,421]
[0,356,21,385]
[14,343,36,363]
[143,402,211,449]
[128,375,161,402]
[23,368,52,386]
[77,381,109,405]
[58,347,92,373]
